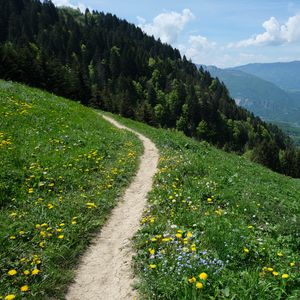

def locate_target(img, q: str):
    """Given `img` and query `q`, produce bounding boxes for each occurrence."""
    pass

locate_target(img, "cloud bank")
[138,9,195,44]
[230,14,300,47]
[52,0,86,12]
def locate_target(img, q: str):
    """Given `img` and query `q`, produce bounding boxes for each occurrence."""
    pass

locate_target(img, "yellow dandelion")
[290,262,295,267]
[187,232,193,238]
[58,235,64,239]
[86,202,97,208]
[188,277,196,283]
[20,285,29,292]
[272,271,279,276]
[8,269,17,276]
[176,233,182,238]
[31,269,40,275]
[28,188,34,194]
[243,248,249,253]
[277,252,284,257]
[5,295,16,300]
[196,282,204,289]
[199,272,208,280]
[71,220,77,225]
[9,236,16,240]
[267,267,273,272]
[23,270,30,275]
[149,264,157,269]
[47,203,54,209]
[148,248,155,255]
[191,244,197,251]
[282,274,289,279]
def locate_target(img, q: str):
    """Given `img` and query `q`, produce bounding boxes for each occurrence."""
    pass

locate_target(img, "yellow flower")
[23,270,30,275]
[187,232,193,238]
[248,225,253,229]
[282,274,289,279]
[71,220,77,225]
[149,264,156,269]
[191,244,196,251]
[272,271,279,276]
[47,203,54,209]
[20,285,29,292]
[86,202,97,208]
[8,269,17,276]
[9,236,16,240]
[207,198,213,203]
[199,272,208,280]
[148,248,155,255]
[5,295,15,300]
[19,231,25,235]
[176,233,182,238]
[188,277,196,283]
[151,237,157,242]
[277,252,284,257]
[267,267,273,272]
[290,262,295,267]
[58,235,64,239]
[28,188,34,194]
[196,282,203,289]
[243,248,249,253]
[31,268,40,275]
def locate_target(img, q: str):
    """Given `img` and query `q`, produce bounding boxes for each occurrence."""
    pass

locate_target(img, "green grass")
[0,81,143,299]
[110,113,300,300]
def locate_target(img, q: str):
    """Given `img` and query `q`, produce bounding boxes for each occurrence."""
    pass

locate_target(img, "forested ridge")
[1,0,300,177]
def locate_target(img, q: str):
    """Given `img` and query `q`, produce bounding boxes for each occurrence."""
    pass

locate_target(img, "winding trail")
[66,115,159,300]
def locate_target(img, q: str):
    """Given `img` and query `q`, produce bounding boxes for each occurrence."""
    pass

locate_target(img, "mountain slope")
[0,0,299,177]
[230,61,300,91]
[112,114,300,300]
[0,80,142,299]
[204,65,300,124]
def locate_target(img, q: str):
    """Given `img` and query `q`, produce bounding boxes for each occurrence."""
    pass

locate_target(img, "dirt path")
[66,115,159,300]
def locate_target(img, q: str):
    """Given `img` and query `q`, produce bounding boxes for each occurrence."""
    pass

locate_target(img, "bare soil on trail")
[66,115,159,300]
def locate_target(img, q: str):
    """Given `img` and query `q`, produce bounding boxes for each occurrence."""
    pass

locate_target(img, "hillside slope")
[112,114,300,300]
[0,80,142,299]
[204,65,300,125]
[1,0,300,177]
[231,61,300,91]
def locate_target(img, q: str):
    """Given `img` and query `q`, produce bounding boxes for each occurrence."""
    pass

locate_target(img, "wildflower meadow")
[113,114,300,300]
[0,81,142,299]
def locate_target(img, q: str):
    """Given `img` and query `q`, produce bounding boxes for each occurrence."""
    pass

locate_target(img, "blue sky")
[52,0,300,67]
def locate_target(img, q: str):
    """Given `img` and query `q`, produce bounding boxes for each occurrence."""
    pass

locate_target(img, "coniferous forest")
[1,0,300,177]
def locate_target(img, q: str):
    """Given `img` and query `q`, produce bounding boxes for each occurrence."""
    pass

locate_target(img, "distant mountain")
[203,65,300,125]
[230,61,300,91]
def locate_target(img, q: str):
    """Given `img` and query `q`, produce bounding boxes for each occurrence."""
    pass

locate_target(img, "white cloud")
[138,9,195,44]
[52,0,86,12]
[189,35,216,50]
[178,34,216,65]
[229,14,300,48]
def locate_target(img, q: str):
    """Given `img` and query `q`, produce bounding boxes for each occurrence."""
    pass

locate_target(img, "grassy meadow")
[0,81,142,299]
[111,113,300,300]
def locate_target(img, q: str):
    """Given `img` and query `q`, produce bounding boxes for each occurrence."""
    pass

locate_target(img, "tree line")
[1,0,300,177]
